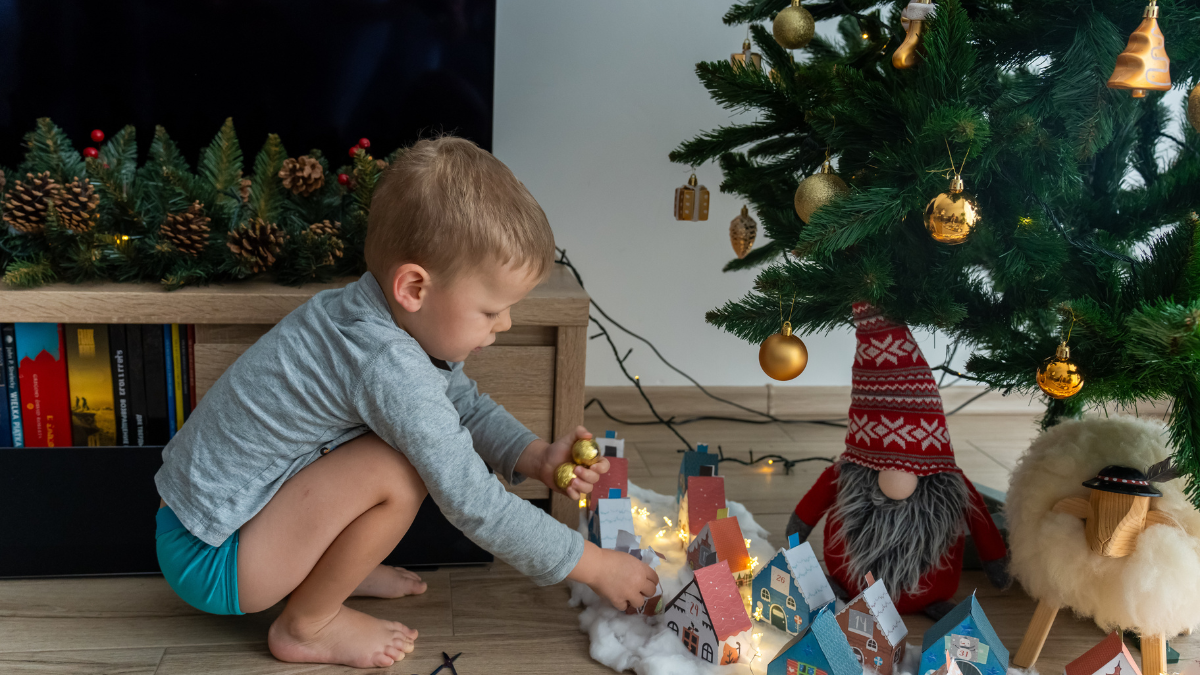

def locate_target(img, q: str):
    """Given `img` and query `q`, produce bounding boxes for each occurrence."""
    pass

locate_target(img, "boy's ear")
[390,263,431,312]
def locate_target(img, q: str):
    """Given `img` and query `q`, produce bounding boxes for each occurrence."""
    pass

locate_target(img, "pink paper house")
[679,475,726,541]
[662,559,753,665]
[589,457,629,510]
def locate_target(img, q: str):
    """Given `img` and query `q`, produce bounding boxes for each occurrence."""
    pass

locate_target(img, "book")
[126,325,148,446]
[0,325,10,447]
[14,323,72,447]
[164,324,176,437]
[1,324,23,447]
[176,324,190,421]
[65,324,117,447]
[141,325,170,445]
[186,324,197,414]
[109,325,130,446]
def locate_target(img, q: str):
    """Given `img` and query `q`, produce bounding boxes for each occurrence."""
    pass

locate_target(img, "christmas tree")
[672,0,1200,502]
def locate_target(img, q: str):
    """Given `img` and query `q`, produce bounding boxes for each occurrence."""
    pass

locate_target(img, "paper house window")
[894,648,902,663]
[852,647,864,664]
[761,588,771,602]
[699,465,715,476]
[668,620,679,635]
[786,596,797,610]
[702,643,714,663]
[683,626,699,654]
[867,638,879,652]
[848,610,874,637]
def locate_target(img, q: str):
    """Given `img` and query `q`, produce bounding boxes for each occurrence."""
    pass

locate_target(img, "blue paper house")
[769,607,862,675]
[678,443,720,503]
[751,534,836,636]
[920,594,1008,675]
[587,496,635,550]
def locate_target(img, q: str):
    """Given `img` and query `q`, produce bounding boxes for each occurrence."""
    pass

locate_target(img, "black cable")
[713,444,836,475]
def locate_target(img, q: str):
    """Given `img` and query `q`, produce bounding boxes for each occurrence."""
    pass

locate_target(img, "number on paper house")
[661,559,753,665]
[751,534,836,636]
[920,594,1009,675]
[835,573,908,675]
[769,607,862,675]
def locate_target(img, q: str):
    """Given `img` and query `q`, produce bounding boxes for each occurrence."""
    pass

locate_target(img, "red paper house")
[662,560,753,665]
[588,457,629,510]
[679,475,726,541]
[1064,632,1141,675]
[687,516,752,583]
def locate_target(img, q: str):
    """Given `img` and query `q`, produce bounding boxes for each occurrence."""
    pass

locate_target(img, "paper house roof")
[1064,632,1141,675]
[677,445,720,501]
[772,607,863,675]
[842,577,908,648]
[684,475,726,534]
[781,541,836,610]
[922,593,1008,667]
[594,497,635,550]
[694,559,752,642]
[589,457,628,509]
[691,516,752,573]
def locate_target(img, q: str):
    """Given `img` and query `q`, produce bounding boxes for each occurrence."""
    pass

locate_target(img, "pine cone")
[278,156,325,196]
[307,220,344,265]
[239,177,252,203]
[227,218,286,273]
[0,169,6,193]
[56,177,100,233]
[2,171,58,234]
[160,201,212,257]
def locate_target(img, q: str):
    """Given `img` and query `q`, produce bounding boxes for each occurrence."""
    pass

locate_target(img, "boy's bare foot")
[351,564,427,598]
[268,604,418,668]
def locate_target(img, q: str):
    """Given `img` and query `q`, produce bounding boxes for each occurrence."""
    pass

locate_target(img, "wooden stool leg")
[1141,634,1166,675]
[1013,600,1060,669]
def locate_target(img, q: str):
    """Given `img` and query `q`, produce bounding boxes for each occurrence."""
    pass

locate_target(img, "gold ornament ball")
[1036,343,1084,400]
[759,321,809,381]
[554,462,578,490]
[571,438,601,467]
[924,178,980,245]
[1188,84,1200,133]
[773,0,815,50]
[794,169,849,223]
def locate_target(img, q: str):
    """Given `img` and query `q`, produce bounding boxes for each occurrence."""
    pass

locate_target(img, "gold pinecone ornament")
[160,202,213,257]
[2,171,59,234]
[227,218,286,274]
[56,178,100,233]
[278,156,325,196]
[307,220,344,265]
[729,205,757,258]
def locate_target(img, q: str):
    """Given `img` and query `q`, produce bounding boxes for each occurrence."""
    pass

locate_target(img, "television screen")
[0,0,495,167]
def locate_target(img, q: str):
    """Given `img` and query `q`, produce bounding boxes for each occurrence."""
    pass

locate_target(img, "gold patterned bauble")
[1188,84,1200,133]
[759,321,809,381]
[892,0,932,69]
[1107,0,1171,97]
[794,160,849,223]
[1037,342,1084,399]
[924,175,980,245]
[730,39,762,70]
[554,462,578,490]
[571,438,601,467]
[729,205,757,259]
[772,0,815,50]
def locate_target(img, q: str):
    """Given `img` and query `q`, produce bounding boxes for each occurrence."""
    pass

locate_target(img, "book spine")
[164,325,176,438]
[125,325,147,446]
[1,324,22,447]
[0,325,10,447]
[141,325,169,445]
[109,325,130,446]
[15,323,72,447]
[65,324,117,447]
[177,324,191,421]
[187,324,197,413]
[170,324,183,432]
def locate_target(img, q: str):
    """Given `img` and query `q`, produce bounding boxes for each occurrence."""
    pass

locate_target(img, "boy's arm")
[444,362,538,484]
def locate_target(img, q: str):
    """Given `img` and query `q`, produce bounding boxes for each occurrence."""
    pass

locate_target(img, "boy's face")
[389,261,543,363]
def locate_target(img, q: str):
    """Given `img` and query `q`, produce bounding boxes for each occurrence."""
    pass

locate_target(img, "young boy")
[154,136,659,669]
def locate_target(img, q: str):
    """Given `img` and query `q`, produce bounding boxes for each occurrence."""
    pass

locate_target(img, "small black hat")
[1082,465,1162,497]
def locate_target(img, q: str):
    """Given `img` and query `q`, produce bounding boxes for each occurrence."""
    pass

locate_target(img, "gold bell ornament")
[554,438,602,490]
[772,0,815,50]
[924,142,980,244]
[729,205,757,258]
[1188,84,1200,133]
[892,0,935,70]
[1106,0,1171,98]
[674,173,710,221]
[731,39,762,70]
[1037,341,1084,399]
[760,321,809,381]
[794,157,850,223]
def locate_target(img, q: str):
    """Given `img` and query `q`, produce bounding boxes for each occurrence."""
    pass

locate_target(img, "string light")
[657,529,666,538]
[637,507,650,520]
[579,496,587,508]
[744,538,751,549]
[663,516,673,528]
[749,556,760,570]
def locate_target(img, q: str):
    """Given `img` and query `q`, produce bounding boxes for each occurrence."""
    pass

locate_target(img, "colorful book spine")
[14,323,72,447]
[65,324,117,447]
[163,325,177,437]
[141,325,169,445]
[1,324,23,447]
[186,324,197,414]
[109,325,130,446]
[176,324,191,420]
[0,325,10,447]
[126,325,148,446]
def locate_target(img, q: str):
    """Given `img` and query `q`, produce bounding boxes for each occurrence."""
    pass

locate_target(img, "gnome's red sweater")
[795,463,1007,614]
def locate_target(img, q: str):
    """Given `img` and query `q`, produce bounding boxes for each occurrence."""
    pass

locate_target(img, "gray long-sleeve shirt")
[154,272,585,586]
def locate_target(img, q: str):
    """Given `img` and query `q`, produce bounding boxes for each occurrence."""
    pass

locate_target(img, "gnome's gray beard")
[829,461,970,597]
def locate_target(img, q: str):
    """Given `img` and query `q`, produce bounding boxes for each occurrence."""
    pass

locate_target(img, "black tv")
[0,0,495,167]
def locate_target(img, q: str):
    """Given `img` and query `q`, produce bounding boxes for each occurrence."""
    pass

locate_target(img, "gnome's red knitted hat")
[842,302,958,476]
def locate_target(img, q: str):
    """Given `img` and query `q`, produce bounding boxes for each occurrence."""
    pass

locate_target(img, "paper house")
[588,457,628,509]
[597,430,625,458]
[687,516,752,582]
[679,474,726,540]
[920,594,1008,675]
[1063,632,1141,675]
[836,574,908,675]
[677,442,720,503]
[769,607,863,675]
[662,559,753,665]
[621,535,666,616]
[588,497,635,550]
[752,535,836,636]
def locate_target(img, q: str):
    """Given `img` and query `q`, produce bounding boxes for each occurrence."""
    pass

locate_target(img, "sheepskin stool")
[1005,417,1200,675]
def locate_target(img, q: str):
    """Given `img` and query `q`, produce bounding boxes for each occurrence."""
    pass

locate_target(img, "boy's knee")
[351,434,428,505]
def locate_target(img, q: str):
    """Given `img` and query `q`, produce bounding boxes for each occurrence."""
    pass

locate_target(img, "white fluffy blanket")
[1006,416,1200,637]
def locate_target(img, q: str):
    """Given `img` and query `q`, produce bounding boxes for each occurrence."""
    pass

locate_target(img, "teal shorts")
[155,506,244,615]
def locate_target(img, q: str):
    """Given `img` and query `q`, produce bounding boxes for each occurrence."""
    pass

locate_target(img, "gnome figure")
[786,303,1009,616]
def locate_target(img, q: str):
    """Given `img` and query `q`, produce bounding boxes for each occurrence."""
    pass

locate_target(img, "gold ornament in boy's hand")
[571,438,601,466]
[554,462,578,490]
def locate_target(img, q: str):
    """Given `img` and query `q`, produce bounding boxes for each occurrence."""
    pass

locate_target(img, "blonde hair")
[365,136,555,283]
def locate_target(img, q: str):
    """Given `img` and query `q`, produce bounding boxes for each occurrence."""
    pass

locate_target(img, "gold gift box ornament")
[674,173,710,221]
[1106,0,1171,98]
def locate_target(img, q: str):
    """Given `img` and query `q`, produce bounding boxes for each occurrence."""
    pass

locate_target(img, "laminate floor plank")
[0,647,163,675]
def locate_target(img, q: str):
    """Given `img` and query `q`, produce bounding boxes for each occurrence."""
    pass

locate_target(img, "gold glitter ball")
[571,438,601,467]
[773,0,815,49]
[554,462,578,490]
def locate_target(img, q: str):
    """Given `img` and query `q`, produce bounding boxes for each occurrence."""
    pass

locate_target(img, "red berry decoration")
[337,173,350,185]
[349,146,361,157]
[90,129,105,143]
[83,147,99,158]
[357,137,371,149]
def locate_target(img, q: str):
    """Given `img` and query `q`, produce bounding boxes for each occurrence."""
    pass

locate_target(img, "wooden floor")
[0,387,1191,674]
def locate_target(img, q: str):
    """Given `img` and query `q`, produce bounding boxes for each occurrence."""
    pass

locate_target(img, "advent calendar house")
[920,594,1008,675]
[752,535,836,636]
[597,430,625,458]
[835,574,907,675]
[679,475,726,541]
[677,443,720,502]
[769,607,863,675]
[1063,632,1141,675]
[588,457,628,508]
[661,560,753,665]
[686,515,751,582]
[587,496,635,550]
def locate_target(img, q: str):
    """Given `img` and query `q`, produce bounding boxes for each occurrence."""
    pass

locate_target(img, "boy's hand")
[531,426,610,501]
[568,542,660,612]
